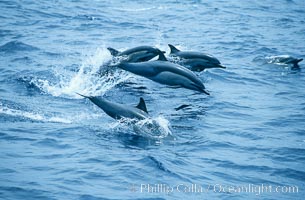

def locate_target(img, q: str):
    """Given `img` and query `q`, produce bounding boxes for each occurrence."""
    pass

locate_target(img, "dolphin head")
[181,79,210,95]
[184,82,210,95]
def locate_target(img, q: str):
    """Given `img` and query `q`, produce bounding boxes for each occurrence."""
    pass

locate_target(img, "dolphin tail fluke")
[107,47,120,56]
[168,44,180,54]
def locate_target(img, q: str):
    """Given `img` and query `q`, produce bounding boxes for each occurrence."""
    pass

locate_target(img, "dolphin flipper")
[175,104,191,111]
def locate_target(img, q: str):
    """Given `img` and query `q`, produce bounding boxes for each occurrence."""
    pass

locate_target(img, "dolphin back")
[120,46,158,55]
[117,62,159,77]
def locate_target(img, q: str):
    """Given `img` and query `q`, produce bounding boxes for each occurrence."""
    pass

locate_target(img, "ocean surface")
[1,0,305,199]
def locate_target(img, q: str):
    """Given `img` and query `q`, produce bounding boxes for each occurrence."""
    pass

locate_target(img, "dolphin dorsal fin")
[136,97,148,113]
[168,44,180,54]
[107,47,120,56]
[157,51,167,61]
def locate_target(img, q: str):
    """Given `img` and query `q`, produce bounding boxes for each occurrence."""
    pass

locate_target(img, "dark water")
[1,0,305,199]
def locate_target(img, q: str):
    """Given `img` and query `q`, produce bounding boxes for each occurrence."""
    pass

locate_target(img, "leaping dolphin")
[107,46,165,62]
[77,94,169,137]
[115,53,210,95]
[77,93,148,120]
[168,44,225,71]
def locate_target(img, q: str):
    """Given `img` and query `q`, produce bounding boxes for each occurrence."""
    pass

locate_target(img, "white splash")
[135,115,172,139]
[0,104,103,124]
[31,47,131,98]
[265,55,291,65]
[0,105,71,123]
[108,115,172,139]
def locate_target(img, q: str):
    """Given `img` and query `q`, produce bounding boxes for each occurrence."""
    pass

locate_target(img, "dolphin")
[266,55,303,68]
[115,53,210,95]
[77,94,169,137]
[107,46,165,62]
[168,44,225,71]
[77,93,149,120]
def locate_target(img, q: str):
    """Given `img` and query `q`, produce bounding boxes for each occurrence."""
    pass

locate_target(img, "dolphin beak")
[76,92,89,98]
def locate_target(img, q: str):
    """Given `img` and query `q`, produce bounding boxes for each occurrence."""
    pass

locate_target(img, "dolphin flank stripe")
[107,45,165,63]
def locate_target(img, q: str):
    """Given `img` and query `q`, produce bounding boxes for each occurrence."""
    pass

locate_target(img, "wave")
[114,6,167,12]
[0,40,39,53]
[0,29,13,37]
[0,105,71,123]
[0,103,103,124]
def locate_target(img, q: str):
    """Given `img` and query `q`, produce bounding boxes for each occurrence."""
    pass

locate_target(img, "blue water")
[1,0,305,199]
